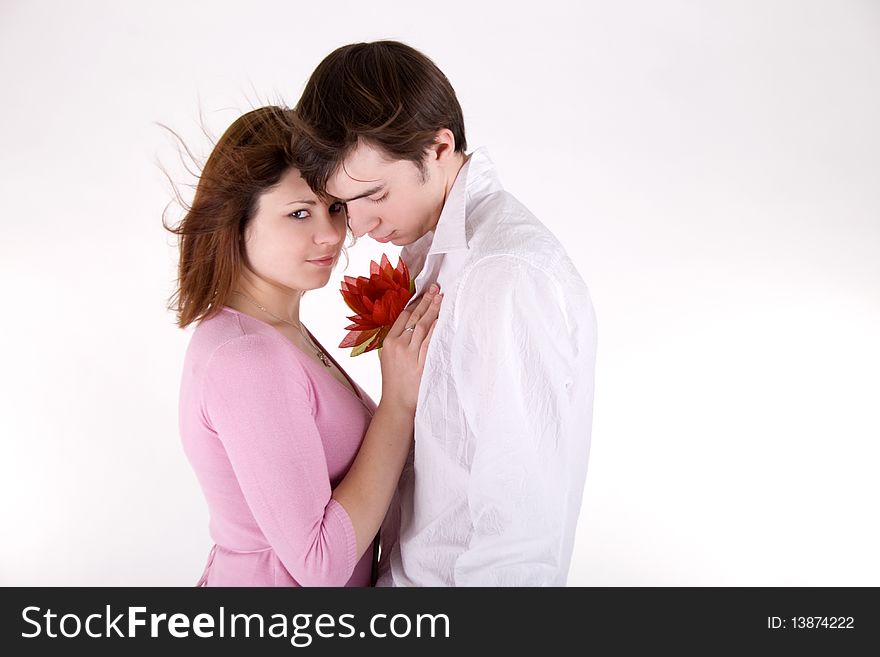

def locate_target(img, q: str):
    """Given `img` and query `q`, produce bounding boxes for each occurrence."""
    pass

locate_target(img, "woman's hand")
[379,283,443,413]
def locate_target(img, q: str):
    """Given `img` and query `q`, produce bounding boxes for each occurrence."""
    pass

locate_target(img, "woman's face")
[242,167,348,292]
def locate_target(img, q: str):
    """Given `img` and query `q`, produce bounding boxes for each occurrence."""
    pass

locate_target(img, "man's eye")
[370,192,388,204]
[288,209,310,220]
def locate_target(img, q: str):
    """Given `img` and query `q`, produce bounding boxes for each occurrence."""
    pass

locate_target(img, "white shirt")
[382,148,597,586]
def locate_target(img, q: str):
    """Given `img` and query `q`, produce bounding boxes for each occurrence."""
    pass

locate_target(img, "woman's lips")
[307,256,335,267]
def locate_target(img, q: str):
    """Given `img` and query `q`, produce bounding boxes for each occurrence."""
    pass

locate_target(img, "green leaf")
[350,340,371,357]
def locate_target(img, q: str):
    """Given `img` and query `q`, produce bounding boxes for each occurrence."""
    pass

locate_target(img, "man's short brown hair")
[292,40,467,193]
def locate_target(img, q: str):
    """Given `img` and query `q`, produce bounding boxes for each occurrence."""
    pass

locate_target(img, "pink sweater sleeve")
[202,333,358,586]
[375,488,400,584]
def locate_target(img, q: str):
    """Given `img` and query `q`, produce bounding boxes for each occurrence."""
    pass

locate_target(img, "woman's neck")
[228,272,303,327]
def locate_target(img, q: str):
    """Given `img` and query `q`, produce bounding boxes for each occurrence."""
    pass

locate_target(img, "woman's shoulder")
[188,307,302,376]
[190,305,281,342]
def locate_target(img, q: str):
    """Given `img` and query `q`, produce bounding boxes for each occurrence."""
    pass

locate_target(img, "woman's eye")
[370,192,388,204]
[288,209,310,220]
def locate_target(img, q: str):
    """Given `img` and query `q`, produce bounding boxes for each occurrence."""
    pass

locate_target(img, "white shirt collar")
[426,147,501,256]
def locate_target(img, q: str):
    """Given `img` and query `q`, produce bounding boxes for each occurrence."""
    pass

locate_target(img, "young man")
[293,41,597,586]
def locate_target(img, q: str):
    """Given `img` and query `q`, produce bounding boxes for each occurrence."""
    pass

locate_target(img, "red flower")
[339,254,415,356]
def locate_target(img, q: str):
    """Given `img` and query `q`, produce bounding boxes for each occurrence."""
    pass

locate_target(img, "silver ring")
[404,326,416,332]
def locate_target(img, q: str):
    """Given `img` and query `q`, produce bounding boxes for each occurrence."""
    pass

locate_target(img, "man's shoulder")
[465,191,571,276]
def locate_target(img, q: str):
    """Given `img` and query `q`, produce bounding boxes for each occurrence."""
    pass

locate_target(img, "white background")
[1,0,877,586]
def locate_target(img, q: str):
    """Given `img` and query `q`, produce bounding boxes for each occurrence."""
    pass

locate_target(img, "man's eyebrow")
[340,185,385,203]
[285,199,318,205]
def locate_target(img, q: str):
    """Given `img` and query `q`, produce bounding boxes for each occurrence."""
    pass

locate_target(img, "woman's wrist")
[376,393,416,420]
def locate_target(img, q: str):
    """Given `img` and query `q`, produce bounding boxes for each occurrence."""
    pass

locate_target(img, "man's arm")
[450,255,594,586]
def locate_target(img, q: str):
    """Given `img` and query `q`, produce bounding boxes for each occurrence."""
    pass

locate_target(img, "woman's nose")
[316,214,345,245]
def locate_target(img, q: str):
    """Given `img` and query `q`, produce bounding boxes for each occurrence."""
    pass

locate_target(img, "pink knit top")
[178,306,381,586]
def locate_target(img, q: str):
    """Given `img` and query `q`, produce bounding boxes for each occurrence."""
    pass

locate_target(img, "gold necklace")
[233,291,331,368]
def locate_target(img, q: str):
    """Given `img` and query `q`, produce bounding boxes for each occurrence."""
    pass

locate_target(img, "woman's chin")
[304,270,334,290]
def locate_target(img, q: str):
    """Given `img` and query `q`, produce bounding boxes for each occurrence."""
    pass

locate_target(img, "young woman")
[167,106,441,586]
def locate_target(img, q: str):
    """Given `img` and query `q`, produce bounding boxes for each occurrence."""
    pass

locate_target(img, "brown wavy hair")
[292,40,467,193]
[163,106,297,328]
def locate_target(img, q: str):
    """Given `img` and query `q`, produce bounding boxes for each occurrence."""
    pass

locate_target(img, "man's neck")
[426,151,469,233]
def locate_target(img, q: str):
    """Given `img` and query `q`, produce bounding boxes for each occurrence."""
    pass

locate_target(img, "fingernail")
[429,283,439,293]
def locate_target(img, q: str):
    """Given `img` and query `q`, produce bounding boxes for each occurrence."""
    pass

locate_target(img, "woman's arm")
[332,286,441,558]
[204,333,358,586]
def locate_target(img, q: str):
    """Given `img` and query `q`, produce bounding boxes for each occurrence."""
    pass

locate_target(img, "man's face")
[325,140,446,246]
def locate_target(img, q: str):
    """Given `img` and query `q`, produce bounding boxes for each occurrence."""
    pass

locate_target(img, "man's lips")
[371,231,395,243]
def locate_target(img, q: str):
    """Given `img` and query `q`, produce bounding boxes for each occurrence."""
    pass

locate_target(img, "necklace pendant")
[317,351,331,368]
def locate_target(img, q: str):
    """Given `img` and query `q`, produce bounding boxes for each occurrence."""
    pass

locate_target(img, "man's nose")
[347,208,378,238]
